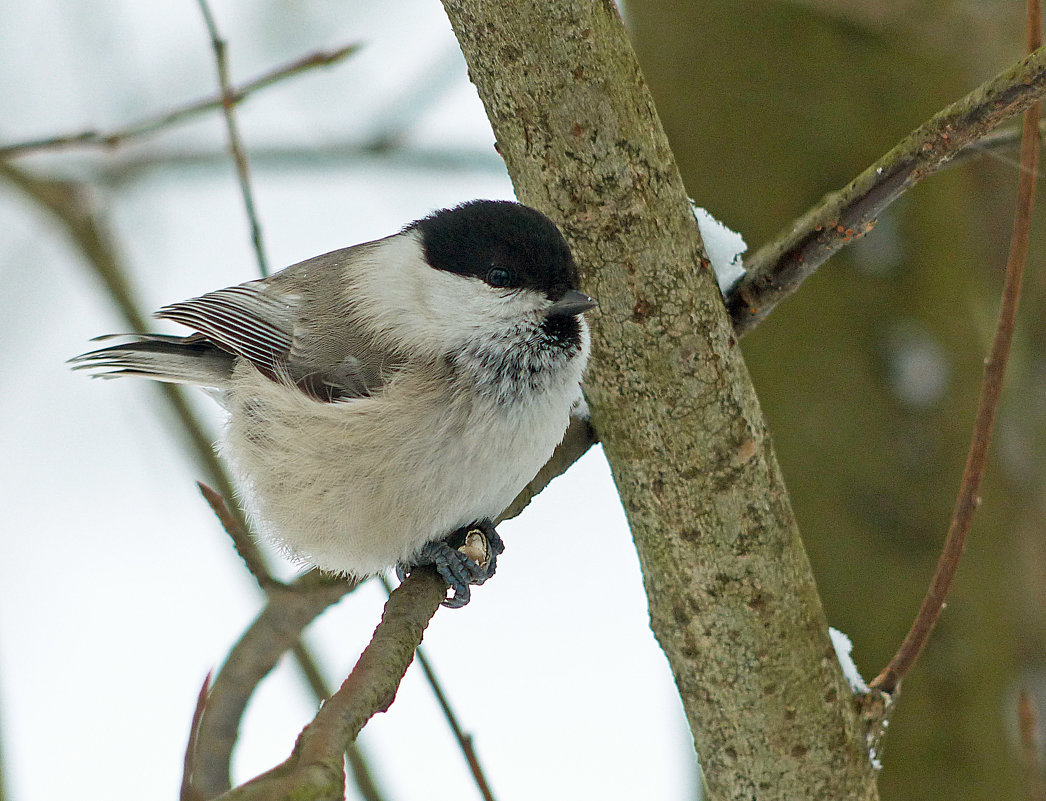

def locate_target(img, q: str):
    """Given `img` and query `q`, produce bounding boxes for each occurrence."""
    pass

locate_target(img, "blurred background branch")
[193,0,270,276]
[1018,689,1046,801]
[0,44,359,159]
[187,572,358,799]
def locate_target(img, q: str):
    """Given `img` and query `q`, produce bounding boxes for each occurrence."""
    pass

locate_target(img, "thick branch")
[441,2,878,799]
[729,44,1046,334]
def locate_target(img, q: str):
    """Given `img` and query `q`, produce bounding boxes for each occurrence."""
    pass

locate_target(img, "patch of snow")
[829,626,869,694]
[692,205,747,294]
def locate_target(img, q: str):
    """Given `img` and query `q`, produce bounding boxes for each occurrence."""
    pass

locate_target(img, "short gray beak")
[547,290,598,318]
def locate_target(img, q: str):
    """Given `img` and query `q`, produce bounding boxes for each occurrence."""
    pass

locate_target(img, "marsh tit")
[73,200,596,607]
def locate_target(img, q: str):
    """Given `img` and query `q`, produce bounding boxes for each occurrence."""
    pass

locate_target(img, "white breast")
[220,323,588,576]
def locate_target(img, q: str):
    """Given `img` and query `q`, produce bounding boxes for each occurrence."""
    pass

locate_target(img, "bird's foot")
[395,519,505,608]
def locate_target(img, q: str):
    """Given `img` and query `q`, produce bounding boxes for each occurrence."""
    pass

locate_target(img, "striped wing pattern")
[156,281,296,378]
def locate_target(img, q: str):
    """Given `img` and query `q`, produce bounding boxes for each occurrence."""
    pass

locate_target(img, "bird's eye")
[486,266,514,288]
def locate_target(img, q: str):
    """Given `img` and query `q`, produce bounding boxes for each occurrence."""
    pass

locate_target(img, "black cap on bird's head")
[410,200,594,312]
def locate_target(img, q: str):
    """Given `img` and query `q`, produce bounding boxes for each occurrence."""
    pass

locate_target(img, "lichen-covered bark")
[440,2,879,798]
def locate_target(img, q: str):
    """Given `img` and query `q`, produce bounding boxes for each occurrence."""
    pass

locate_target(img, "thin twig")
[197,482,278,590]
[953,118,1046,171]
[415,643,497,801]
[344,741,387,801]
[194,0,270,277]
[181,672,212,801]
[869,5,1042,694]
[728,44,1046,336]
[0,44,359,159]
[1018,689,1046,801]
[378,577,498,801]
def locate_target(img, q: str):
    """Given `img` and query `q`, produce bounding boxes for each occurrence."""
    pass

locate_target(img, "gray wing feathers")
[282,246,400,397]
[74,243,402,399]
[70,335,236,386]
[157,281,295,376]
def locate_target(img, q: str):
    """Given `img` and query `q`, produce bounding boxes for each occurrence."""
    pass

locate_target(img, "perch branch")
[189,486,387,800]
[212,571,446,801]
[187,574,357,799]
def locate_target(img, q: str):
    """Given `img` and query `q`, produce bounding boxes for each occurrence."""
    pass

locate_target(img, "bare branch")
[377,577,499,801]
[197,482,279,591]
[212,571,445,801]
[0,44,359,159]
[188,574,357,799]
[729,44,1046,335]
[343,742,387,801]
[194,0,270,276]
[948,119,1046,171]
[414,641,497,801]
[870,6,1042,695]
[84,140,504,185]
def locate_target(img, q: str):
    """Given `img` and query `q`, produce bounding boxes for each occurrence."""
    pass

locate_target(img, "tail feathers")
[70,334,236,388]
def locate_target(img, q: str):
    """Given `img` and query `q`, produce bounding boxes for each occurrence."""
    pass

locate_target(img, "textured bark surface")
[441,2,879,799]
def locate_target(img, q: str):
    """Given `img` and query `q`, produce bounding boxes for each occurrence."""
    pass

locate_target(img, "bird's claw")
[396,519,505,607]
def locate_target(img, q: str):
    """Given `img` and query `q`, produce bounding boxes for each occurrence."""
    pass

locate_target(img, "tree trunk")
[441,1,880,798]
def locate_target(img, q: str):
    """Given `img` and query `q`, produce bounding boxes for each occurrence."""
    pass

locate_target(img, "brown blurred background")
[627,2,1046,799]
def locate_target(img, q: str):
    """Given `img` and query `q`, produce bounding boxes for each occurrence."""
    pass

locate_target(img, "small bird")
[73,200,596,606]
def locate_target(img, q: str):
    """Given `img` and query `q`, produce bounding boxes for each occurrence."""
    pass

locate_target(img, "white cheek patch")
[345,232,548,358]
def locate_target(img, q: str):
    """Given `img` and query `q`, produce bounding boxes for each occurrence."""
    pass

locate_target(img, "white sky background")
[0,2,698,800]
